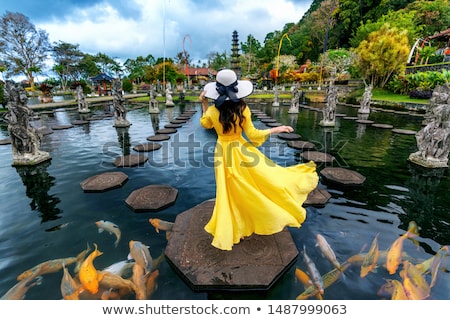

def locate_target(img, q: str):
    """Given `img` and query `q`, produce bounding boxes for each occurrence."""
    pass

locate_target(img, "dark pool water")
[0,100,449,300]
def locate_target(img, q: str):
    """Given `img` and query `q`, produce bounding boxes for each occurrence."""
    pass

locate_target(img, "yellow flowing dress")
[200,105,319,250]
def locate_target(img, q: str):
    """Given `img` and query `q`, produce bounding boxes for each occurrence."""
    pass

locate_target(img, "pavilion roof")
[90,73,115,82]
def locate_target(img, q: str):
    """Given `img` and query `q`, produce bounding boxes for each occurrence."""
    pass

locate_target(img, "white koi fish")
[302,245,324,294]
[316,234,343,272]
[95,220,121,247]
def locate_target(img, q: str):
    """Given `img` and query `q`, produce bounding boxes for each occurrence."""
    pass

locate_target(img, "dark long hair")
[217,99,246,134]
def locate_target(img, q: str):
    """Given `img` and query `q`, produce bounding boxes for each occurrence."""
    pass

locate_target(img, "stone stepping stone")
[266,122,283,127]
[125,184,178,212]
[335,113,347,117]
[80,171,128,192]
[176,116,191,120]
[301,151,335,163]
[371,123,393,129]
[133,142,162,152]
[260,118,277,123]
[287,140,316,150]
[170,119,186,124]
[156,128,177,134]
[113,154,148,167]
[277,133,302,140]
[147,134,171,141]
[392,129,416,135]
[343,116,358,120]
[257,115,272,119]
[0,137,11,145]
[36,127,53,136]
[165,123,182,129]
[320,167,366,186]
[165,199,298,291]
[356,119,375,124]
[304,187,331,206]
[51,124,74,130]
[71,120,89,125]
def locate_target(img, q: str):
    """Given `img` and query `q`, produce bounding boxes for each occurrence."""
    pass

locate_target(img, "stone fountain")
[148,85,160,114]
[76,85,90,114]
[288,84,300,114]
[358,84,372,114]
[408,85,450,168]
[2,82,51,166]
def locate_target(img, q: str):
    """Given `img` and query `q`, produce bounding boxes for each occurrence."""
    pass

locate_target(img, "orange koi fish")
[316,234,343,272]
[401,261,430,300]
[386,222,419,275]
[360,233,380,278]
[149,218,174,240]
[99,270,138,295]
[78,243,104,294]
[145,269,159,299]
[60,263,81,300]
[0,275,43,300]
[18,244,91,281]
[132,263,147,300]
[384,279,409,300]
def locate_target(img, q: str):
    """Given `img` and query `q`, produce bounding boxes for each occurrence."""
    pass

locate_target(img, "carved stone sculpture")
[148,85,160,114]
[76,85,90,113]
[2,82,51,165]
[288,85,300,114]
[358,84,372,114]
[112,79,131,127]
[319,81,337,126]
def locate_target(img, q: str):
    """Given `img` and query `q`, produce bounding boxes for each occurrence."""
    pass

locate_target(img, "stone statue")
[112,79,131,127]
[165,84,175,107]
[408,85,450,168]
[320,81,337,126]
[358,84,372,114]
[272,86,280,107]
[148,85,160,114]
[2,82,51,165]
[76,85,90,113]
[288,84,300,114]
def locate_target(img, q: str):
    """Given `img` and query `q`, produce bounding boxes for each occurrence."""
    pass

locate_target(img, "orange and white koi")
[0,275,43,300]
[316,234,343,272]
[429,245,449,288]
[60,263,82,300]
[401,261,430,300]
[132,263,147,300]
[383,279,409,300]
[103,260,135,278]
[78,243,104,294]
[145,269,159,299]
[295,267,322,300]
[99,270,138,295]
[96,220,121,248]
[360,233,380,278]
[129,240,152,274]
[302,245,324,295]
[149,218,174,233]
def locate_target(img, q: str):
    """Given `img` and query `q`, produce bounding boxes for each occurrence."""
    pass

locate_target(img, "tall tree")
[52,41,84,91]
[0,12,51,88]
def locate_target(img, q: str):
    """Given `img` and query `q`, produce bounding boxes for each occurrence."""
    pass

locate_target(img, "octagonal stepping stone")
[335,113,347,117]
[125,184,178,212]
[392,129,416,135]
[304,187,331,206]
[170,119,186,124]
[147,134,170,141]
[277,133,302,140]
[36,127,53,136]
[320,167,366,186]
[0,137,11,145]
[356,119,375,124]
[266,122,283,127]
[176,116,191,120]
[287,140,316,150]
[371,123,393,129]
[260,118,277,123]
[133,142,162,152]
[80,171,128,192]
[156,128,177,134]
[113,154,148,167]
[343,116,358,120]
[165,199,298,291]
[51,124,74,130]
[165,123,182,129]
[257,115,272,119]
[71,120,89,125]
[301,151,335,163]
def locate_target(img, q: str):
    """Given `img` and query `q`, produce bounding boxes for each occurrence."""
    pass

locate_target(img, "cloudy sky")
[0,0,312,64]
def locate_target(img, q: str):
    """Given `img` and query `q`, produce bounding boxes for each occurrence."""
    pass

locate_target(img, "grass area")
[371,88,428,105]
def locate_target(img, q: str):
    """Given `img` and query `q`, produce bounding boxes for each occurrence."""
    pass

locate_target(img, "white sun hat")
[203,69,253,102]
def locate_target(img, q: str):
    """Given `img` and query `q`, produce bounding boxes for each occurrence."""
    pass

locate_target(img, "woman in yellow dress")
[200,69,319,251]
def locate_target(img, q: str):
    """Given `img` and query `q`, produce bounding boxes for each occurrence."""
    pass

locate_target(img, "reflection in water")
[404,163,448,246]
[150,113,160,132]
[15,160,62,223]
[116,127,131,155]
